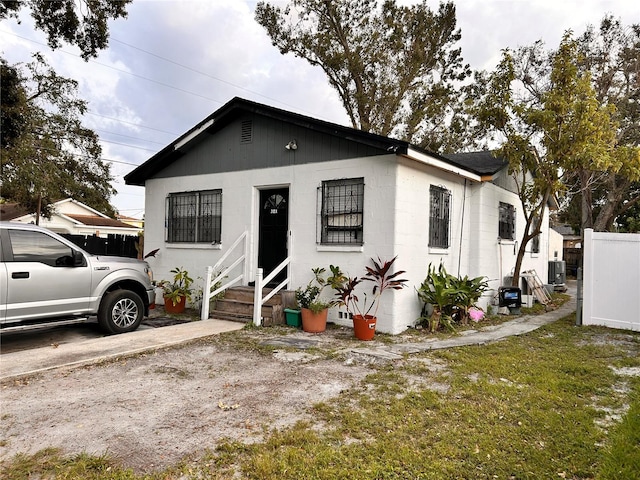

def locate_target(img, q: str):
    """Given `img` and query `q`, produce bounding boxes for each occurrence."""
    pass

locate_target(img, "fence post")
[575,267,583,326]
[253,268,263,326]
[582,228,593,327]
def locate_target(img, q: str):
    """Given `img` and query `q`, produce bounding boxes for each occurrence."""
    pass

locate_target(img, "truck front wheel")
[98,290,144,334]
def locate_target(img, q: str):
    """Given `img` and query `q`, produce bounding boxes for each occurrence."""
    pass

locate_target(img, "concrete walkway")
[1,284,577,381]
[0,319,244,381]
[352,287,577,361]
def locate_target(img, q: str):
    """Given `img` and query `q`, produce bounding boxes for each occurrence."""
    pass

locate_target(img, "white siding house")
[125,98,552,334]
[5,198,142,237]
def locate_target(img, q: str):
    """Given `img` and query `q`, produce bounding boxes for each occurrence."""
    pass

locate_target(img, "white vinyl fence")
[582,229,640,331]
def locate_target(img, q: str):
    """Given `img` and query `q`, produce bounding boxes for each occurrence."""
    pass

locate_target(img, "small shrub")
[416,263,488,332]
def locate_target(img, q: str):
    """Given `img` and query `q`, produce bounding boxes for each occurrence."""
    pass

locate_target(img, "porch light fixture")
[285,139,298,150]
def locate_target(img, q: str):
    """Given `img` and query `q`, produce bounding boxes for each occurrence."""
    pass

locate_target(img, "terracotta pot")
[163,295,186,314]
[300,307,328,333]
[353,314,376,340]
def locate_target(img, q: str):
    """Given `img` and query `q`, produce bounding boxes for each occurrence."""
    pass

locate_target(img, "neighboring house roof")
[65,214,136,229]
[552,225,581,241]
[125,97,502,186]
[442,151,508,176]
[0,202,29,221]
[552,225,577,236]
[6,198,142,235]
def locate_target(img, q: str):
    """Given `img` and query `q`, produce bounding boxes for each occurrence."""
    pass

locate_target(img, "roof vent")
[240,120,253,143]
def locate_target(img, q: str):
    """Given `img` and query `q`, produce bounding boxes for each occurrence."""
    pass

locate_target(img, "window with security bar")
[530,214,540,253]
[166,190,222,243]
[320,178,364,245]
[429,185,451,248]
[499,201,516,240]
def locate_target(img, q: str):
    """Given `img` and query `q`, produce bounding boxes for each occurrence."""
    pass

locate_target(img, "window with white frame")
[429,185,451,248]
[499,201,516,240]
[319,178,364,245]
[166,190,222,243]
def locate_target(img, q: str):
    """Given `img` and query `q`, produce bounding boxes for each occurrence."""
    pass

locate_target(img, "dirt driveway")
[0,324,387,473]
[1,292,593,474]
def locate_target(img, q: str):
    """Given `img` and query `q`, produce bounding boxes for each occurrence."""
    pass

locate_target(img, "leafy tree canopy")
[1,54,116,218]
[1,0,133,218]
[1,0,132,59]
[470,31,633,284]
[506,16,640,231]
[255,0,473,152]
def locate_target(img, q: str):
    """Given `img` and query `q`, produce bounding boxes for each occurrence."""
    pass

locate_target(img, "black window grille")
[429,185,451,248]
[320,178,364,245]
[531,215,540,253]
[167,190,222,243]
[531,233,540,253]
[499,202,516,240]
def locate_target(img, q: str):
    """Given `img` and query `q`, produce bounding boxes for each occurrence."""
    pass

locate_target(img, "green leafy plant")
[416,263,456,332]
[333,256,408,318]
[449,274,489,324]
[192,272,226,310]
[416,263,488,331]
[295,266,345,314]
[158,267,194,307]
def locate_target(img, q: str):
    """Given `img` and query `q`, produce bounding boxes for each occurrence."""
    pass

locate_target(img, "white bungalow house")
[3,198,142,237]
[125,97,553,334]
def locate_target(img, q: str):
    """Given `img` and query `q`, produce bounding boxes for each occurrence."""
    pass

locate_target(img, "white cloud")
[2,0,637,217]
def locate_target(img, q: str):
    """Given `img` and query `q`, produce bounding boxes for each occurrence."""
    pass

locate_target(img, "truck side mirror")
[72,250,86,267]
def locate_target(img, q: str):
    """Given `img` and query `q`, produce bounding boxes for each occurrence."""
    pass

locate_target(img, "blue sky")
[1,0,636,219]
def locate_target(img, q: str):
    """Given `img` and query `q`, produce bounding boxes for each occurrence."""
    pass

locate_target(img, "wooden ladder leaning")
[521,270,552,305]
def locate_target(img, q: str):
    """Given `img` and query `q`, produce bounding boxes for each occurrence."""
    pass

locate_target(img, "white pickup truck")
[0,222,155,334]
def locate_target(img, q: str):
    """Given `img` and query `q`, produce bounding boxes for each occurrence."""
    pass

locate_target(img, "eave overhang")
[404,147,483,182]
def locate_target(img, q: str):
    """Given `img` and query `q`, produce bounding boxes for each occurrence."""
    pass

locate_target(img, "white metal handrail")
[252,256,291,326]
[201,230,248,320]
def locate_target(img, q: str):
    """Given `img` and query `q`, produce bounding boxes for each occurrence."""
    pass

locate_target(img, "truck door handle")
[12,272,29,279]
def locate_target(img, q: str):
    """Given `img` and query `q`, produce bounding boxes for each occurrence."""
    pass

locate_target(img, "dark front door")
[258,188,289,286]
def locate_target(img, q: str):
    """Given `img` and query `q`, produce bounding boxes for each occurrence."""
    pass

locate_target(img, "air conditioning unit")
[548,261,566,290]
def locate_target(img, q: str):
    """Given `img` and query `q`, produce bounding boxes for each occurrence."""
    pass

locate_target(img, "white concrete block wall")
[549,228,564,262]
[142,153,551,333]
[456,182,551,310]
[143,155,403,328]
[391,160,474,333]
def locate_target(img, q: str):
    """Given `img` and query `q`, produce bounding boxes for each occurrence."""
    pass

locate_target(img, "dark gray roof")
[125,97,490,186]
[125,97,412,186]
[442,151,508,176]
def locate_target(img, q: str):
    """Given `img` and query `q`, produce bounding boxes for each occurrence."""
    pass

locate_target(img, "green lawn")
[2,315,639,480]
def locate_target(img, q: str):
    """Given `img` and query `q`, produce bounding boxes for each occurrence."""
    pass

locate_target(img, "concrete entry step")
[207,286,295,326]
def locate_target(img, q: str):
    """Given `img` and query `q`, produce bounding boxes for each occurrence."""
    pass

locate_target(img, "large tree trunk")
[579,170,594,231]
[593,175,631,231]
[511,238,529,287]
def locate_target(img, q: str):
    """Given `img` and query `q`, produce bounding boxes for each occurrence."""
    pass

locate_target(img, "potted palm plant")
[158,267,194,314]
[333,256,408,340]
[295,266,345,333]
